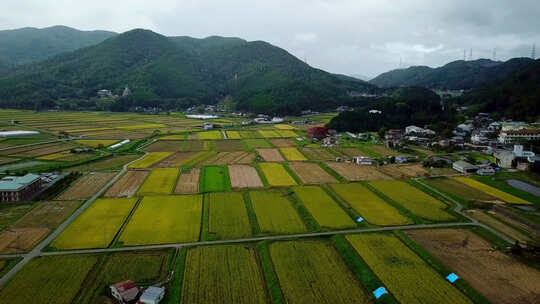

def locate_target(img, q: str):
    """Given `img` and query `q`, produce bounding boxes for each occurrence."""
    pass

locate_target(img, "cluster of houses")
[110,280,165,304]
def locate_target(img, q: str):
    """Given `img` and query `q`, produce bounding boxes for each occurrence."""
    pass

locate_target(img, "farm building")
[0,174,42,202]
[138,286,165,304]
[452,161,477,174]
[385,129,403,148]
[110,280,140,303]
[352,156,374,165]
[0,130,40,137]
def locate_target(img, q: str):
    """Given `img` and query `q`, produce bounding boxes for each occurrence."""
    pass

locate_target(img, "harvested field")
[250,191,306,234]
[14,143,74,157]
[104,170,148,198]
[426,177,496,201]
[152,152,195,168]
[454,177,532,205]
[293,186,355,229]
[0,255,99,304]
[259,162,297,187]
[280,147,307,161]
[379,164,429,179]
[175,151,216,167]
[370,180,454,221]
[225,131,242,139]
[347,233,472,304]
[214,140,244,152]
[75,139,118,148]
[175,168,200,194]
[243,139,272,149]
[38,151,93,161]
[200,166,231,192]
[269,138,295,147]
[258,130,280,138]
[196,131,222,140]
[334,147,365,157]
[288,162,337,184]
[181,245,268,304]
[67,154,139,172]
[119,195,202,245]
[129,152,174,169]
[228,165,263,188]
[331,183,412,225]
[325,162,391,181]
[200,152,255,166]
[184,140,210,152]
[301,148,335,160]
[466,210,532,243]
[0,203,35,231]
[365,145,399,156]
[57,172,116,200]
[407,229,540,304]
[137,168,178,195]
[52,198,137,249]
[143,140,184,152]
[270,240,370,303]
[256,148,284,162]
[0,227,49,253]
[208,192,252,239]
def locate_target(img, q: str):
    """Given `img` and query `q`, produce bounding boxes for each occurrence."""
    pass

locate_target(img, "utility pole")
[463,49,466,61]
[469,48,473,61]
[492,48,497,61]
[532,44,536,60]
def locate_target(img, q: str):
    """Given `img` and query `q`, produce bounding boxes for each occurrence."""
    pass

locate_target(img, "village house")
[384,129,403,148]
[0,174,42,202]
[110,280,139,304]
[498,129,540,144]
[452,160,478,174]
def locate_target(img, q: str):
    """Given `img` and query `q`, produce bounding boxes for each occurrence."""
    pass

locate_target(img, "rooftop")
[0,174,41,191]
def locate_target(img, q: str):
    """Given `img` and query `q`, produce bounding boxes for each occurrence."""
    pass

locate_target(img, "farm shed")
[452,161,477,174]
[138,286,165,304]
[110,280,139,303]
[0,130,40,137]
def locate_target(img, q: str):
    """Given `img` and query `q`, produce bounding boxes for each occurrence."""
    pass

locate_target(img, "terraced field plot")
[243,139,272,149]
[301,148,335,160]
[269,138,295,147]
[200,166,231,192]
[228,165,263,188]
[0,200,81,253]
[259,162,297,186]
[0,255,98,304]
[347,233,472,304]
[182,245,268,304]
[129,152,174,168]
[325,162,391,181]
[426,177,497,201]
[454,177,532,205]
[293,186,355,229]
[379,164,429,179]
[120,195,202,245]
[196,131,222,139]
[137,168,178,195]
[143,140,184,152]
[250,191,306,234]
[280,147,307,161]
[214,140,244,151]
[175,168,200,194]
[104,170,148,198]
[270,240,370,303]
[331,183,411,225]
[370,180,454,221]
[52,198,137,249]
[75,139,118,148]
[57,172,116,200]
[407,229,540,304]
[208,192,252,239]
[288,162,337,184]
[258,130,281,138]
[256,148,284,162]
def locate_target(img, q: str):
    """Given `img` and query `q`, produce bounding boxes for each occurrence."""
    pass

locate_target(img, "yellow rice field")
[129,152,174,168]
[454,177,532,205]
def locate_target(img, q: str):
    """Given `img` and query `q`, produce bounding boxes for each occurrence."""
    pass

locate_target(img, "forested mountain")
[0,29,375,114]
[458,59,540,121]
[0,26,116,65]
[370,58,534,89]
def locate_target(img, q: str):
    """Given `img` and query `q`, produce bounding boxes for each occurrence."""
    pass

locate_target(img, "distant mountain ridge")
[0,28,375,114]
[0,25,117,65]
[370,58,535,90]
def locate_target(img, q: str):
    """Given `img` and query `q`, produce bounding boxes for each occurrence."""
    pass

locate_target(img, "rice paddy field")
[269,138,296,147]
[454,177,532,205]
[104,170,148,198]
[196,131,222,139]
[256,148,284,162]
[249,191,307,234]
[243,139,272,149]
[258,130,281,138]
[56,172,116,200]
[301,148,336,160]
[129,152,174,168]
[228,164,263,188]
[181,245,268,304]
[270,240,370,303]
[67,154,139,172]
[75,139,118,148]
[330,183,412,226]
[225,131,242,139]
[259,162,297,186]
[200,166,231,192]
[137,168,178,195]
[208,192,252,239]
[466,210,533,243]
[425,177,497,201]
[346,233,472,304]
[51,198,137,249]
[325,162,391,181]
[214,140,244,152]
[293,186,355,229]
[119,195,202,245]
[143,140,184,152]
[288,162,337,184]
[279,147,307,161]
[369,180,455,221]
[175,168,201,194]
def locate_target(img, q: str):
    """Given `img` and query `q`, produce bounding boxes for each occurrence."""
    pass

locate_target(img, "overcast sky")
[2,0,539,78]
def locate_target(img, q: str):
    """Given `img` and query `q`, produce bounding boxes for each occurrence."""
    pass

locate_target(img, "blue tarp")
[356,217,364,223]
[373,287,388,299]
[446,273,459,283]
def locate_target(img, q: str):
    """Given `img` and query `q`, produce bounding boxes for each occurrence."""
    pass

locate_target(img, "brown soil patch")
[57,172,116,200]
[104,170,149,198]
[143,140,184,152]
[257,149,284,162]
[175,168,200,194]
[301,148,336,160]
[228,165,264,188]
[269,139,295,147]
[153,152,195,168]
[288,162,337,184]
[200,152,255,166]
[407,229,540,304]
[325,162,391,181]
[0,228,49,253]
[379,164,429,179]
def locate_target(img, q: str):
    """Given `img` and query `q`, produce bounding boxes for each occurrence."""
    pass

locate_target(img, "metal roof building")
[0,174,42,202]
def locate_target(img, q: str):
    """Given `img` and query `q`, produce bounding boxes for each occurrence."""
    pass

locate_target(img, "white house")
[138,286,165,304]
[352,156,374,165]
